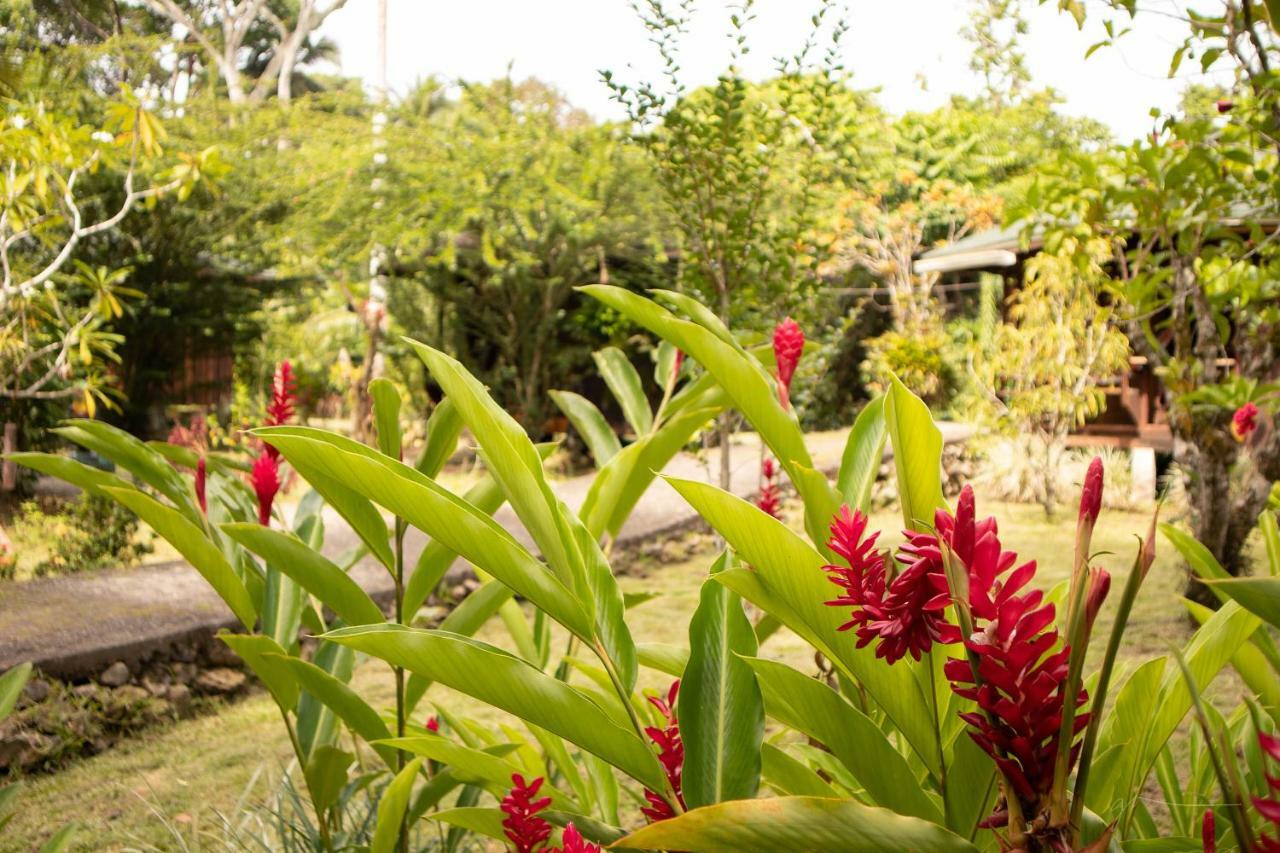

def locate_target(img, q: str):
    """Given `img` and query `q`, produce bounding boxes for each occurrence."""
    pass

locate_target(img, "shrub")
[9,493,151,579]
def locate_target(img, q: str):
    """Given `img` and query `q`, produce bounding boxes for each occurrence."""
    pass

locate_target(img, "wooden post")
[2,421,16,492]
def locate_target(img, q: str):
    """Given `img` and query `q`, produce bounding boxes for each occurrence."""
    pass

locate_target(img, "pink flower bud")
[1085,567,1111,627]
[1079,457,1103,526]
[772,318,804,409]
[195,456,207,516]
[1216,98,1233,114]
[425,715,440,733]
[1201,808,1215,853]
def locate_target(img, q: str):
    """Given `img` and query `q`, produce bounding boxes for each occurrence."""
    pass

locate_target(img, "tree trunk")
[1183,433,1238,607]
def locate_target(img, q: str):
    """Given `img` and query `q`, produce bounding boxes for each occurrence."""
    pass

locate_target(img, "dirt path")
[0,426,970,678]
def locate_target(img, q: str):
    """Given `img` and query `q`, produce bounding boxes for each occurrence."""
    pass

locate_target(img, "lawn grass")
[5,493,1237,850]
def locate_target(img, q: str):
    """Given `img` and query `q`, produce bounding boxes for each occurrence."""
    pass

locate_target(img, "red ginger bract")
[1233,401,1260,443]
[251,452,280,526]
[642,679,685,822]
[756,457,782,520]
[823,486,1093,838]
[1254,731,1280,851]
[501,773,553,853]
[265,360,297,461]
[772,318,804,409]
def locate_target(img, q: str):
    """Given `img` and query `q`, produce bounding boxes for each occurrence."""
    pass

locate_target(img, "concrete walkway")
[0,426,970,678]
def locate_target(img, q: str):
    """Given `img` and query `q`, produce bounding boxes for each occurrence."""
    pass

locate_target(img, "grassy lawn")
[6,494,1232,850]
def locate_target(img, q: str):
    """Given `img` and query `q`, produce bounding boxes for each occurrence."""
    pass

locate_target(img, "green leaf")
[654,340,679,387]
[760,743,839,797]
[54,420,194,514]
[665,476,940,777]
[103,487,256,629]
[415,397,463,477]
[1261,511,1280,577]
[743,657,941,822]
[378,737,571,807]
[221,523,385,626]
[408,340,585,599]
[36,823,77,853]
[303,746,353,816]
[1161,523,1229,582]
[568,511,638,693]
[638,643,689,677]
[593,346,653,435]
[217,633,298,711]
[274,655,398,767]
[322,625,666,791]
[1205,577,1280,629]
[4,453,132,498]
[428,806,508,842]
[257,428,592,640]
[369,378,402,461]
[371,757,424,853]
[836,395,886,514]
[614,796,978,852]
[549,390,622,465]
[0,663,32,722]
[884,375,944,532]
[679,552,763,809]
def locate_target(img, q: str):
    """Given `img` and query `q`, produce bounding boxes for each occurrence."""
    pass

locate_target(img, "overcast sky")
[320,0,1223,143]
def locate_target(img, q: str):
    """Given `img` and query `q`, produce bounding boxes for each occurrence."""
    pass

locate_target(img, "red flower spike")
[501,774,553,853]
[1233,402,1260,443]
[558,823,602,853]
[195,456,207,516]
[642,680,685,822]
[756,458,782,520]
[1202,809,1215,853]
[1253,731,1280,851]
[425,715,440,734]
[772,318,804,410]
[1079,457,1103,527]
[264,361,297,461]
[251,452,280,526]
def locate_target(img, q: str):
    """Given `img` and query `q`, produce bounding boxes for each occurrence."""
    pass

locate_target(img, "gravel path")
[0,426,970,678]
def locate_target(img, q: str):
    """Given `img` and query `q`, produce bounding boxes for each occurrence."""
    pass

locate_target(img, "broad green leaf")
[1161,523,1228,581]
[221,523,384,626]
[369,378,402,461]
[884,375,944,532]
[615,796,978,852]
[428,807,507,843]
[654,339,679,387]
[416,397,463,477]
[54,420,194,514]
[1185,599,1280,717]
[405,582,515,714]
[296,641,354,761]
[944,727,999,837]
[593,346,653,435]
[378,737,571,808]
[550,390,621,465]
[1088,657,1166,811]
[744,657,941,822]
[665,475,940,776]
[651,289,740,347]
[371,757,424,853]
[217,633,298,711]
[0,663,31,721]
[262,566,304,652]
[404,441,555,616]
[580,404,721,539]
[1262,510,1280,577]
[103,487,256,629]
[257,429,592,640]
[322,625,666,791]
[408,340,583,596]
[679,552,763,809]
[36,824,77,853]
[1207,577,1280,629]
[274,655,398,767]
[761,743,839,797]
[836,395,887,514]
[5,453,132,498]
[303,746,353,815]
[568,511,638,692]
[638,643,689,677]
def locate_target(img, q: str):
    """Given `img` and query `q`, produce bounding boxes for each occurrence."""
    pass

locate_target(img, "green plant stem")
[926,648,948,813]
[1069,543,1144,835]
[393,517,408,853]
[592,638,683,815]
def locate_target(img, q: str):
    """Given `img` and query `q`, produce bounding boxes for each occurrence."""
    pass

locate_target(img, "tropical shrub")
[8,289,1263,852]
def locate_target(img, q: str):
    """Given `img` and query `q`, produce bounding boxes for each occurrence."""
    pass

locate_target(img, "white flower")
[10,114,27,130]
[91,131,114,144]
[373,152,388,166]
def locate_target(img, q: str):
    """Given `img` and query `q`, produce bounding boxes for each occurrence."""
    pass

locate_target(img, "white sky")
[321,0,1226,143]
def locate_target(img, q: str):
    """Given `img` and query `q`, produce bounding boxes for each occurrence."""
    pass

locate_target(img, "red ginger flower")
[1079,456,1103,526]
[501,773,553,853]
[772,318,804,410]
[756,457,782,520]
[1202,809,1215,853]
[1233,402,1260,443]
[1253,730,1280,851]
[642,679,685,822]
[251,452,280,526]
[425,715,440,733]
[559,824,601,853]
[195,456,207,516]
[264,360,297,461]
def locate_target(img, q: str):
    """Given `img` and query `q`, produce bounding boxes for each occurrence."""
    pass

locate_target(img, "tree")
[969,238,1131,515]
[961,0,1031,108]
[604,0,850,487]
[1030,0,1280,599]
